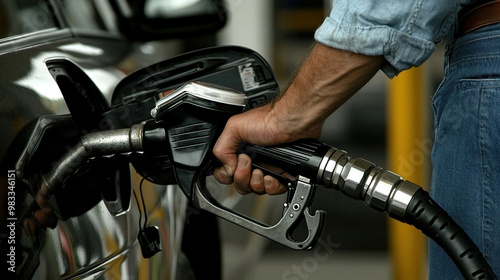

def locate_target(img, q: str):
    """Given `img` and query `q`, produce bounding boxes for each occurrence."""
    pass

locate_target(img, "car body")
[0,1,227,279]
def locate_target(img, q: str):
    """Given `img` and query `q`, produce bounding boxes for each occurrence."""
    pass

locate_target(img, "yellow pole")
[387,66,430,280]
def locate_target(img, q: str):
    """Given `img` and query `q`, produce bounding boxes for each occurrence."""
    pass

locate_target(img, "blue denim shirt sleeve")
[314,0,465,77]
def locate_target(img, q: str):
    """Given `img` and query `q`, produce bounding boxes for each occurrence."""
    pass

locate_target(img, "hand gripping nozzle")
[150,82,326,250]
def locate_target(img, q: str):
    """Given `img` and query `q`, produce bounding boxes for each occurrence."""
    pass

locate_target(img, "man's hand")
[213,43,384,195]
[212,104,310,195]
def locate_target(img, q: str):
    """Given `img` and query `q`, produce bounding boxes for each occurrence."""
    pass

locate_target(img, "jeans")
[430,23,500,279]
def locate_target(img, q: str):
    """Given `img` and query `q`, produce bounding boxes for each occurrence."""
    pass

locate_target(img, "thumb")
[213,122,241,178]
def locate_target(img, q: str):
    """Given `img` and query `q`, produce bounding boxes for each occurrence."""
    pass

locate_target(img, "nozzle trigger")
[193,166,325,250]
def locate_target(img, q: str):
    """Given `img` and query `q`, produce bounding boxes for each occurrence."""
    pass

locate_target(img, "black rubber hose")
[404,188,497,280]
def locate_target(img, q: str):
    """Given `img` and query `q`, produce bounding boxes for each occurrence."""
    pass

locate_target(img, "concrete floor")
[221,232,392,280]
[252,251,391,280]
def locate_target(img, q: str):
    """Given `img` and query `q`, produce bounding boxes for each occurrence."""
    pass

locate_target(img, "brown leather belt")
[458,0,500,37]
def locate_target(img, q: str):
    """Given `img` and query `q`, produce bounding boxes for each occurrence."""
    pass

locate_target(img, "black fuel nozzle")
[146,82,325,250]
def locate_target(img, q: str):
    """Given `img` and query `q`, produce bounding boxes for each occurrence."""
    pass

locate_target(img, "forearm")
[270,43,385,140]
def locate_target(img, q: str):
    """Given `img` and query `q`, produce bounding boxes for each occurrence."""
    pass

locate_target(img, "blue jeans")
[430,23,500,279]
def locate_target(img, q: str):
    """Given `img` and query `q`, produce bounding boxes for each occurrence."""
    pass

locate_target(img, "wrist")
[268,92,324,141]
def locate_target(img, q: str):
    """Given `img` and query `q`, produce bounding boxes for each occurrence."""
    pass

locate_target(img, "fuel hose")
[239,139,497,280]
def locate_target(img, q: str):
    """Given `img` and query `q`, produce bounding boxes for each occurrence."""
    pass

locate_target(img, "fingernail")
[219,167,230,181]
[223,164,233,177]
[237,154,249,169]
[264,176,273,188]
[252,170,263,184]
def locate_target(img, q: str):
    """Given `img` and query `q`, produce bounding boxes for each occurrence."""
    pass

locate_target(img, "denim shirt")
[314,0,475,77]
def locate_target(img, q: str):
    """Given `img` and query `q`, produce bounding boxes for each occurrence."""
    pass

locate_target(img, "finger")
[213,166,234,185]
[233,154,252,194]
[213,117,241,177]
[34,207,58,229]
[35,183,52,208]
[264,175,287,195]
[250,169,266,195]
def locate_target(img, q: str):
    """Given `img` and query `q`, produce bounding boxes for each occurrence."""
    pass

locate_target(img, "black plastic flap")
[111,45,279,118]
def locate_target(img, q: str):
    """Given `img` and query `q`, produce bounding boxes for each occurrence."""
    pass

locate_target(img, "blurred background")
[120,0,444,279]
[212,1,444,280]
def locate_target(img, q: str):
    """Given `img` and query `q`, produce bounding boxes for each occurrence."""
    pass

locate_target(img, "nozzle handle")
[193,165,325,250]
[238,139,331,183]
